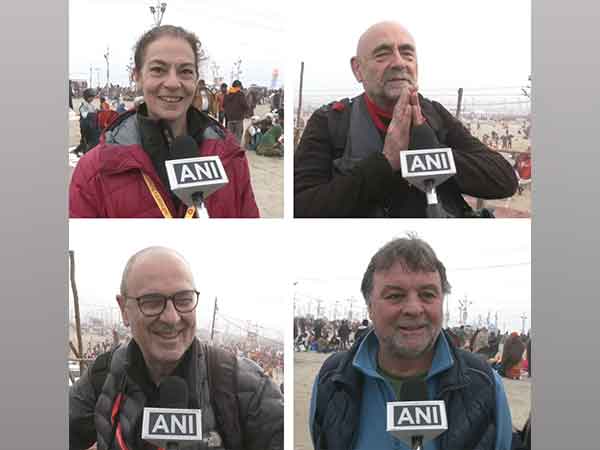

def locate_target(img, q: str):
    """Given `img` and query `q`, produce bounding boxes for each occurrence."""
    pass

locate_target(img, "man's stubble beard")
[380,326,441,360]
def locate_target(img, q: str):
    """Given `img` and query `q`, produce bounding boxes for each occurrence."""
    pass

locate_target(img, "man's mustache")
[383,70,416,85]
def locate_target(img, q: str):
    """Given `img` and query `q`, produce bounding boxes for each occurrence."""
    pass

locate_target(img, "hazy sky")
[291,220,531,333]
[290,0,531,111]
[69,0,285,88]
[68,219,530,341]
[69,220,289,341]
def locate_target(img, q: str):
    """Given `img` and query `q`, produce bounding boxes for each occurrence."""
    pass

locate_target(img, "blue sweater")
[309,330,513,450]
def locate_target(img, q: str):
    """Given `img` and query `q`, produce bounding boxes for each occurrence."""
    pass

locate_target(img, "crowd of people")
[70,78,284,159]
[74,327,284,384]
[295,316,531,380]
[446,325,532,380]
[294,317,370,353]
[216,337,284,388]
[465,117,530,150]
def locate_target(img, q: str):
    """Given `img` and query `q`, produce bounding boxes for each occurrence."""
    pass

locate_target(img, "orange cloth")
[505,360,522,380]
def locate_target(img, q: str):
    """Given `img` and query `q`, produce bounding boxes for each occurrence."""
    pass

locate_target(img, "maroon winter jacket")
[69,110,259,218]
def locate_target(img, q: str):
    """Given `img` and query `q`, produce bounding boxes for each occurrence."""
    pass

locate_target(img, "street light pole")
[104,47,110,88]
[149,1,167,27]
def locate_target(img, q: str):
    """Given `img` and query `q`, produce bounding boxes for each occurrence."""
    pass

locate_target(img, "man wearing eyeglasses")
[69,246,283,450]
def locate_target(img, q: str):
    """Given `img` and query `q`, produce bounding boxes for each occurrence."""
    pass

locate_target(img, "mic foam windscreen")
[159,376,189,409]
[400,379,428,402]
[171,135,198,159]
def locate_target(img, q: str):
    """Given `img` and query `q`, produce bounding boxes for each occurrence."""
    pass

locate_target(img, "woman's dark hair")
[133,25,201,76]
[501,333,525,372]
[83,88,96,101]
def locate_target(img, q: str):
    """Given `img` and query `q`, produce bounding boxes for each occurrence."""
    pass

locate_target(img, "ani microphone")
[141,376,202,449]
[165,135,229,219]
[399,147,457,218]
[386,379,448,450]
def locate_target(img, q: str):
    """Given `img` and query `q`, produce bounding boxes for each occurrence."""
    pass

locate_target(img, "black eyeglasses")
[125,290,199,317]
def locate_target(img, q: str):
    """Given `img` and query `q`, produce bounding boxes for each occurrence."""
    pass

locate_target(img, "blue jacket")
[309,330,513,450]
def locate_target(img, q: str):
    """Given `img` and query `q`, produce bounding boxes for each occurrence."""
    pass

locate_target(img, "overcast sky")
[69,0,285,88]
[69,220,288,341]
[69,219,530,341]
[290,0,531,111]
[291,220,531,333]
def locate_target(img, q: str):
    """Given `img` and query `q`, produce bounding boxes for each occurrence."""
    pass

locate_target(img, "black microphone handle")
[411,435,424,450]
[191,191,210,219]
[426,203,444,218]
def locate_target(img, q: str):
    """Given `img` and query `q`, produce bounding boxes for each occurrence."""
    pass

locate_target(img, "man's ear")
[350,56,363,83]
[116,295,130,327]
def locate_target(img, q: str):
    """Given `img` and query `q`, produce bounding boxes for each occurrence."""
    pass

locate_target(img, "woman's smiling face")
[134,35,197,128]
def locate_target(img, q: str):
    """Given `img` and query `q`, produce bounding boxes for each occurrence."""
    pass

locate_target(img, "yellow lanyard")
[141,172,196,219]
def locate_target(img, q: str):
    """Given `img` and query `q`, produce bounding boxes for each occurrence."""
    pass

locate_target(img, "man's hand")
[382,87,412,172]
[410,89,426,126]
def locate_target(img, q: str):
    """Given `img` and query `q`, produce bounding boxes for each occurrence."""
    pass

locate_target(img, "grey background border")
[533,1,600,449]
[0,0,599,449]
[0,0,68,449]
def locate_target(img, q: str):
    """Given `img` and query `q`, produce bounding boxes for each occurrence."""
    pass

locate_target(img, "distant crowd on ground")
[216,337,284,389]
[463,117,532,194]
[294,316,532,381]
[446,325,532,380]
[75,328,283,386]
[69,79,284,158]
[465,117,531,150]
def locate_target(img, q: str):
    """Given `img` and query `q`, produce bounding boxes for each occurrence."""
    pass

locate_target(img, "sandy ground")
[68,102,283,218]
[294,351,531,450]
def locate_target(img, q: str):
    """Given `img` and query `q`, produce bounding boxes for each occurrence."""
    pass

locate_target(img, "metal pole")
[210,297,218,341]
[104,47,110,88]
[456,88,464,119]
[150,1,167,27]
[520,313,528,334]
[296,62,305,131]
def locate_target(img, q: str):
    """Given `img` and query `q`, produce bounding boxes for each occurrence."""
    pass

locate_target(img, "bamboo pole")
[69,250,85,376]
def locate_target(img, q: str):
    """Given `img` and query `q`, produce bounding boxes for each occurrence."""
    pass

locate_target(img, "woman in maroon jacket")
[69,25,259,218]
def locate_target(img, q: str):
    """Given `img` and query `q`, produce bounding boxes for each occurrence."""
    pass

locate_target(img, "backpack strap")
[326,98,353,159]
[90,349,115,400]
[205,345,243,450]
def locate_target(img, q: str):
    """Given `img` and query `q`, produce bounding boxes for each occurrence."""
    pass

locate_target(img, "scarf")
[363,94,393,133]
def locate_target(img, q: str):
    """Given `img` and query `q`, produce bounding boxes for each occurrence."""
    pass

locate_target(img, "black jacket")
[69,338,283,450]
[294,94,518,217]
[313,331,497,450]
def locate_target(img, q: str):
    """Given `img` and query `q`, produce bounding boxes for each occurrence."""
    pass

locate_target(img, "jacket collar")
[352,329,455,381]
[124,338,199,408]
[99,105,234,175]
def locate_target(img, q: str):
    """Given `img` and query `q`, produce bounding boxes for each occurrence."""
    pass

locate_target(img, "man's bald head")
[356,21,415,60]
[351,21,419,110]
[119,246,194,296]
